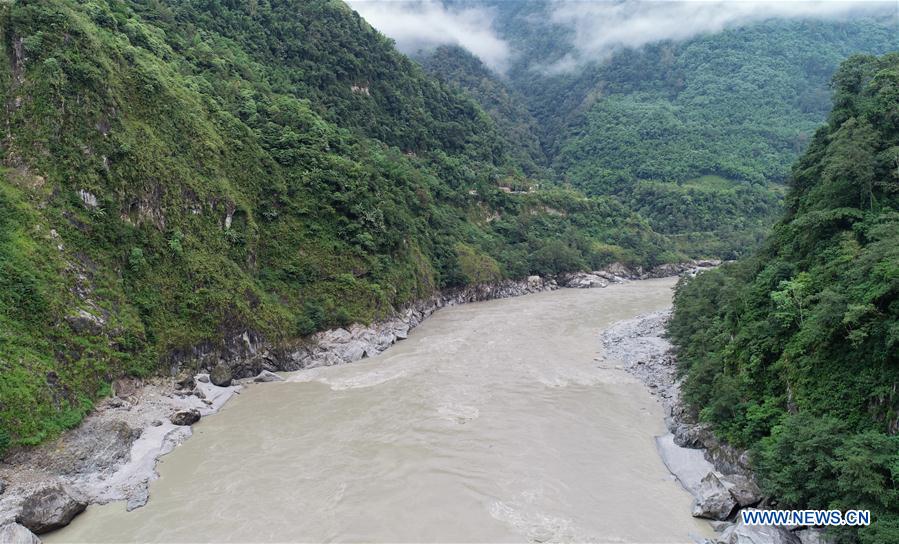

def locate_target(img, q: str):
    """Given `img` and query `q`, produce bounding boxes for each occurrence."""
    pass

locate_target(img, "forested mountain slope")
[420,45,548,179]
[424,4,897,258]
[0,0,675,449]
[669,53,899,542]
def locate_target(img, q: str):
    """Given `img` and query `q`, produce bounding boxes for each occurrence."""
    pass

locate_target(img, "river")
[47,278,712,543]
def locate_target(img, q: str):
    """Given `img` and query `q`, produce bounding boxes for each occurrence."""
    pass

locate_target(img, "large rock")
[692,471,738,520]
[35,419,139,476]
[0,523,42,544]
[170,409,201,426]
[253,370,284,383]
[720,473,763,507]
[716,517,801,544]
[15,485,86,534]
[209,363,232,387]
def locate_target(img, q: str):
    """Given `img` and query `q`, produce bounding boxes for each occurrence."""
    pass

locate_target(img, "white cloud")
[549,0,897,70]
[347,1,511,72]
[347,1,897,75]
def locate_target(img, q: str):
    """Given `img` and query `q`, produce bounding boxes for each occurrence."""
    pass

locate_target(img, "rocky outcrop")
[15,485,86,534]
[0,522,42,544]
[0,377,240,529]
[560,260,721,289]
[671,422,752,476]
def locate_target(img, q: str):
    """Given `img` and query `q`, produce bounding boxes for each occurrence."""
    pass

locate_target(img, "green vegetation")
[425,6,895,258]
[420,45,548,179]
[669,53,899,542]
[0,0,675,447]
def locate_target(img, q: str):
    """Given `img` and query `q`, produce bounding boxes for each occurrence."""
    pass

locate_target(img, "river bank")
[0,261,715,542]
[601,310,829,544]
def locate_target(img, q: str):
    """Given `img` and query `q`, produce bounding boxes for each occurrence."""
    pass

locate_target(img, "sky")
[346,0,897,73]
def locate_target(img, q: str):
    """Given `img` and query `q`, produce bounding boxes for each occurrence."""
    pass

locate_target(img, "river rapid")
[47,278,712,543]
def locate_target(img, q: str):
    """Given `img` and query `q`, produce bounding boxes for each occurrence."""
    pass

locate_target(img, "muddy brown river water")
[47,278,712,543]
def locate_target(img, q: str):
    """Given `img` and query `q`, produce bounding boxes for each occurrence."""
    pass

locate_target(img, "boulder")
[15,485,86,534]
[0,523,42,544]
[692,471,737,520]
[209,364,232,387]
[196,374,210,383]
[170,409,201,426]
[716,517,801,544]
[720,473,763,507]
[0,479,5,494]
[253,370,284,383]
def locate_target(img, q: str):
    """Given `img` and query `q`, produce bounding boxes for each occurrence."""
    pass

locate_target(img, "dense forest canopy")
[669,53,899,543]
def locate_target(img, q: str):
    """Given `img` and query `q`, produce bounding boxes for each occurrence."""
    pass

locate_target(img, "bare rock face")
[170,409,201,426]
[692,472,738,520]
[0,522,42,544]
[15,485,86,534]
[209,364,232,387]
[30,420,140,477]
